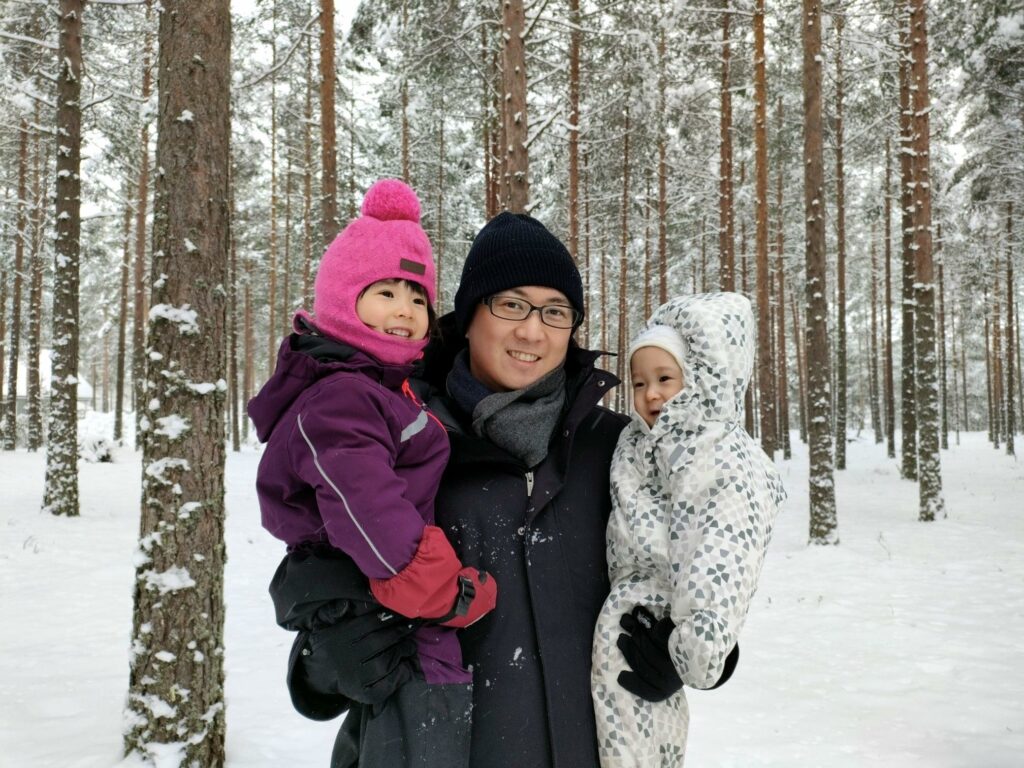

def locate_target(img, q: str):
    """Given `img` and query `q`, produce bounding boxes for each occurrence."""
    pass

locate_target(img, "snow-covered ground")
[1,430,1022,767]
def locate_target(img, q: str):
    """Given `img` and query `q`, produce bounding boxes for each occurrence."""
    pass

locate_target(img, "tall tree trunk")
[909,0,943,520]
[1,122,28,450]
[961,297,969,431]
[436,105,446,304]
[26,116,46,451]
[501,0,529,212]
[870,227,883,444]
[1006,203,1016,455]
[802,0,837,544]
[658,11,668,305]
[884,138,896,458]
[228,167,240,452]
[43,0,84,516]
[243,258,254,441]
[617,108,631,412]
[834,13,848,470]
[320,0,339,244]
[400,0,410,182]
[583,151,592,346]
[115,198,132,442]
[268,41,279,378]
[644,171,652,319]
[899,16,917,479]
[719,0,736,291]
[774,100,791,458]
[753,0,775,456]
[568,0,581,261]
[303,34,314,306]
[985,287,994,442]
[791,289,808,443]
[992,264,1003,447]
[134,21,154,449]
[124,0,231,761]
[938,258,949,449]
[951,299,961,444]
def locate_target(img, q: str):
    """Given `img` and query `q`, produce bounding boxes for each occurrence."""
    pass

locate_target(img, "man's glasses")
[483,295,581,329]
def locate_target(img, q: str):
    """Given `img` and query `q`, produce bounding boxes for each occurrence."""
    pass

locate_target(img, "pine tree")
[124,0,231,761]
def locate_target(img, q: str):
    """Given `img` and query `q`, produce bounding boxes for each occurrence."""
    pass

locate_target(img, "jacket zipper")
[525,470,534,496]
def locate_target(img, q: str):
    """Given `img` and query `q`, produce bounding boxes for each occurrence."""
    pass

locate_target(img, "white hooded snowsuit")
[592,292,785,767]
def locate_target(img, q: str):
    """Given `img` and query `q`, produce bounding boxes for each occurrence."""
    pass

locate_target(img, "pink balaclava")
[296,179,436,366]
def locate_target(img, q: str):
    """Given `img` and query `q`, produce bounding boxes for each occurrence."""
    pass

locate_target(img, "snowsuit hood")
[636,291,755,433]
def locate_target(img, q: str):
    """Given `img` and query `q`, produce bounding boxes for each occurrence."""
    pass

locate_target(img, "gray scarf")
[447,350,567,468]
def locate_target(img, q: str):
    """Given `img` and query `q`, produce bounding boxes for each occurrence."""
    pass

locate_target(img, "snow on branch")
[0,30,57,50]
[238,14,320,90]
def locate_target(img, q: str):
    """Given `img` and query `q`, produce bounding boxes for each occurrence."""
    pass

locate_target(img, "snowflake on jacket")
[592,292,786,767]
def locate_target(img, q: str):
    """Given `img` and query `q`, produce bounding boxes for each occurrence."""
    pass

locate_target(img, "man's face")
[465,285,574,392]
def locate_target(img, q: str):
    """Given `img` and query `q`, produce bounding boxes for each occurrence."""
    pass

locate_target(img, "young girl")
[591,292,785,767]
[248,179,496,764]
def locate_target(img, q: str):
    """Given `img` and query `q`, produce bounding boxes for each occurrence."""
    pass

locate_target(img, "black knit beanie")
[454,211,585,334]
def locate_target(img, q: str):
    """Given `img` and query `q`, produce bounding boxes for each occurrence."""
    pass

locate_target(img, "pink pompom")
[361,178,421,223]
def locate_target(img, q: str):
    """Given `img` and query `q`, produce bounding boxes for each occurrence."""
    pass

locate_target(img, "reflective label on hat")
[400,258,426,276]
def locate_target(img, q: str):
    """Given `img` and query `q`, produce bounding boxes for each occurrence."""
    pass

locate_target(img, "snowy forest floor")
[2,430,1023,767]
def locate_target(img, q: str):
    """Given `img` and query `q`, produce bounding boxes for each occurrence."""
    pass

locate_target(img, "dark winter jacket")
[248,330,468,684]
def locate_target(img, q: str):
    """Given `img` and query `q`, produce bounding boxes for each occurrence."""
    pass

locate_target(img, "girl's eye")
[413,296,427,306]
[378,289,394,298]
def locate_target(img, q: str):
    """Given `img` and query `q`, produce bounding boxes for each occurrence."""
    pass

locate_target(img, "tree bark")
[802,0,837,544]
[43,0,84,516]
[124,0,231,761]
[320,0,339,244]
[26,116,45,451]
[1006,202,1016,455]
[834,12,848,470]
[754,0,775,456]
[870,227,883,444]
[501,0,529,212]
[909,0,943,520]
[719,0,736,292]
[568,0,581,261]
[115,198,132,442]
[791,289,808,444]
[1,121,28,450]
[884,137,896,458]
[134,19,154,449]
[658,15,668,306]
[617,108,631,413]
[899,15,917,479]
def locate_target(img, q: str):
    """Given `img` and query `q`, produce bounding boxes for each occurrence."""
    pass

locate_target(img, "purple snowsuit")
[248,330,468,684]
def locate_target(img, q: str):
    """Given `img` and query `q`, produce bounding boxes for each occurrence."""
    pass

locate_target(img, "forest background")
[0,0,1021,765]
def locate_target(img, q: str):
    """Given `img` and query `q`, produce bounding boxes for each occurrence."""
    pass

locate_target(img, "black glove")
[708,642,740,690]
[616,605,683,702]
[294,602,421,707]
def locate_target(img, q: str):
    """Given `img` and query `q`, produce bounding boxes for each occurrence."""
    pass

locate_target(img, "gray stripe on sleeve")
[400,410,429,442]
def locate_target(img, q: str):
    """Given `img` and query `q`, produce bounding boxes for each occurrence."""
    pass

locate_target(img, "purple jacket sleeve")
[288,376,425,580]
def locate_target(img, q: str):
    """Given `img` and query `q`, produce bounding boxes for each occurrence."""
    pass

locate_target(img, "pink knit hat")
[296,179,436,366]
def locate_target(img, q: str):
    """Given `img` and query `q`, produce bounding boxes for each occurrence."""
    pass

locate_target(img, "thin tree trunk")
[909,0,943,520]
[400,0,410,182]
[436,105,445,304]
[1,122,28,450]
[568,0,581,261]
[303,34,314,306]
[43,0,84,516]
[617,108,631,413]
[802,0,837,544]
[774,101,791,458]
[320,0,339,244]
[834,13,848,469]
[985,287,994,442]
[791,289,808,443]
[743,214,755,436]
[870,227,883,444]
[719,0,736,291]
[125,0,230,760]
[754,0,775,456]
[583,151,592,346]
[115,197,132,442]
[1006,202,1016,454]
[993,265,1003,446]
[133,20,154,449]
[884,138,896,458]
[658,12,668,305]
[228,166,240,452]
[961,296,969,431]
[899,15,917,479]
[951,299,961,444]
[644,171,652,320]
[938,258,949,449]
[26,116,45,451]
[243,257,254,441]
[501,0,529,212]
[268,44,279,377]
[283,150,293,337]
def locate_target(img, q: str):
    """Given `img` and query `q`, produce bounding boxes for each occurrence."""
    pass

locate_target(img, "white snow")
[1,432,1023,766]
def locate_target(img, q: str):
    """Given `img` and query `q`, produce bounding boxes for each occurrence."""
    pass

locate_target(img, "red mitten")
[369,526,497,627]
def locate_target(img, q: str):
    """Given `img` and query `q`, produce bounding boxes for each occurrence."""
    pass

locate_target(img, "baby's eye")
[632,381,645,389]
[659,375,675,383]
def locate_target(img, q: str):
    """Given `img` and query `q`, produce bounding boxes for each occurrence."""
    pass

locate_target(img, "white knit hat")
[627,324,686,376]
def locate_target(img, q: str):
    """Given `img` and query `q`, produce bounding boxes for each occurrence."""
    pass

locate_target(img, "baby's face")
[630,346,684,427]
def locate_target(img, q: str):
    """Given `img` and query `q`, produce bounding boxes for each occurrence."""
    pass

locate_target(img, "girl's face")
[356,279,430,341]
[630,346,684,427]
